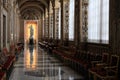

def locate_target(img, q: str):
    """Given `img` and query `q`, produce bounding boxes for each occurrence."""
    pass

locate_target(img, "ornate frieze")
[81,0,88,42]
[63,1,69,40]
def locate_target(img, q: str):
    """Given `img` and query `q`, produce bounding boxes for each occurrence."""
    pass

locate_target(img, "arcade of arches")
[0,0,120,80]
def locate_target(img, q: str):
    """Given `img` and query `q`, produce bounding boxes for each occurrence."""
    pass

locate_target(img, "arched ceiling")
[22,8,41,20]
[17,0,50,20]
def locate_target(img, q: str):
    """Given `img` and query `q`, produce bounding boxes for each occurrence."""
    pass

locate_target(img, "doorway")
[24,20,38,45]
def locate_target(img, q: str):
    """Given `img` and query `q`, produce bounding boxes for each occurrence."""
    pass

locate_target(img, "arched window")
[88,0,109,43]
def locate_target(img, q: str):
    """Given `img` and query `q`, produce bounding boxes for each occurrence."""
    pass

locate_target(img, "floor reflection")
[9,45,83,80]
[24,45,38,70]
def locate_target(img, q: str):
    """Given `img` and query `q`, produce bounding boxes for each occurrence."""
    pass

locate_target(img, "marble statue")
[29,25,34,39]
[29,25,34,45]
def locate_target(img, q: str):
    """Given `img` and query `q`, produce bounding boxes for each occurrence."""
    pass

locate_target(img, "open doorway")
[24,20,38,45]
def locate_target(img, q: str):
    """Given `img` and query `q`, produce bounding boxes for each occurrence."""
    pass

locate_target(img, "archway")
[24,20,38,45]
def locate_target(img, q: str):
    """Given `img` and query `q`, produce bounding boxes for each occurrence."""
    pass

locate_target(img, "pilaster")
[74,0,80,49]
[60,0,64,45]
[52,0,55,40]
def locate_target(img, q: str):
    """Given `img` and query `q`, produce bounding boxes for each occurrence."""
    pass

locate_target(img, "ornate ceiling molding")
[20,4,44,13]
[21,8,42,19]
[21,7,42,16]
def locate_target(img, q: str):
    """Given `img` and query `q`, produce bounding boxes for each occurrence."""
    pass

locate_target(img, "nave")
[0,0,120,80]
[9,45,83,80]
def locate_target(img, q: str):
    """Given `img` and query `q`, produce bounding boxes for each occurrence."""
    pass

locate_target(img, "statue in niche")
[29,25,34,38]
[29,25,34,45]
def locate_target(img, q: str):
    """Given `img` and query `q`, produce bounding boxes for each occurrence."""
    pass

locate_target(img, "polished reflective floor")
[9,45,84,80]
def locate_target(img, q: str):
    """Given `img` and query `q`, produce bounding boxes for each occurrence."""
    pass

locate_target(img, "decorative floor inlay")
[9,45,84,80]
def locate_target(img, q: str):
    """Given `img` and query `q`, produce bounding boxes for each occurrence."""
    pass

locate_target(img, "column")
[55,8,59,40]
[49,13,53,39]
[45,17,48,39]
[60,0,64,45]
[42,14,44,39]
[19,18,24,43]
[109,0,120,78]
[74,0,80,49]
[63,0,69,46]
[0,1,1,49]
[13,8,15,43]
[16,12,20,43]
[14,8,17,44]
[52,0,55,40]
[7,2,12,49]
[44,12,46,39]
[38,19,41,41]
[47,8,50,39]
[81,0,88,42]
[11,3,14,44]
[40,17,43,41]
[109,0,120,55]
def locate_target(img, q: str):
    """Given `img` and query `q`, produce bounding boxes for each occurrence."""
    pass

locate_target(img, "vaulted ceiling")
[17,0,50,20]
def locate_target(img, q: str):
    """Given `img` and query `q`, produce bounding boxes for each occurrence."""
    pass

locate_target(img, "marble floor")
[9,45,84,80]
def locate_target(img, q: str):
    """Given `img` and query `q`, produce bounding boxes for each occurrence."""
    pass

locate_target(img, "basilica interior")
[0,0,120,80]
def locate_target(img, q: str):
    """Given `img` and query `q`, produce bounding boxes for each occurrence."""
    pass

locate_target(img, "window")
[58,8,61,39]
[69,0,75,41]
[88,0,109,43]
